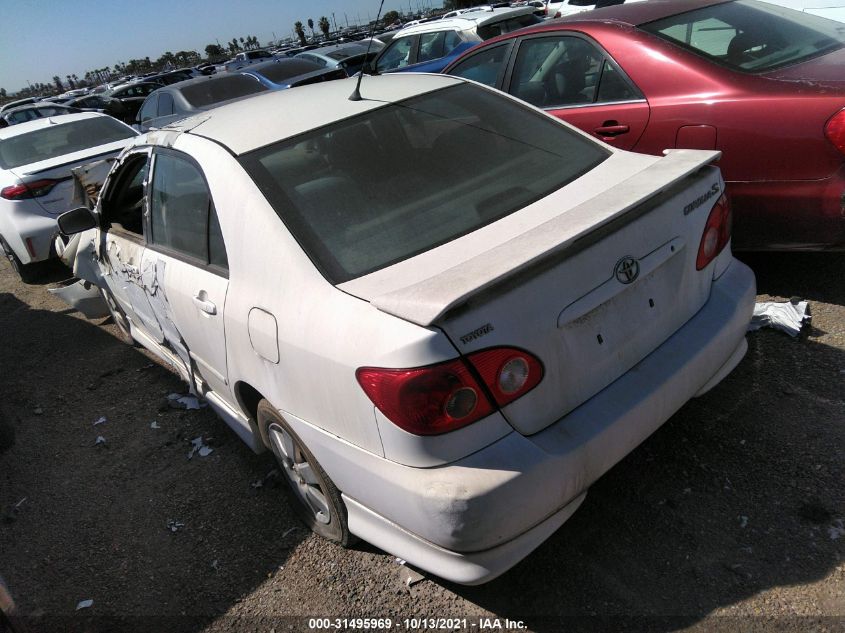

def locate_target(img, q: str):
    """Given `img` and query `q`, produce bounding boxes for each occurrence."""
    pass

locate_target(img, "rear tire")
[257,399,352,546]
[0,238,40,284]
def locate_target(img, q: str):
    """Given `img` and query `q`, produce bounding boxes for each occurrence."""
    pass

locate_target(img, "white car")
[0,113,138,281]
[57,73,755,584]
[543,0,646,19]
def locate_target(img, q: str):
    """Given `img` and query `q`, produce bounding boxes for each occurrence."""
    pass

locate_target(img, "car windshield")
[239,83,609,283]
[251,59,322,83]
[641,0,845,73]
[0,117,136,169]
[179,75,268,107]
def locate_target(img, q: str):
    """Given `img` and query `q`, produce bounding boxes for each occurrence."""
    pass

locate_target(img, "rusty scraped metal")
[71,159,116,209]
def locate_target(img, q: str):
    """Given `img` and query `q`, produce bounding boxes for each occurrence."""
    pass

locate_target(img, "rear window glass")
[641,0,845,73]
[179,75,268,107]
[0,117,136,169]
[240,83,609,283]
[326,46,368,61]
[252,59,322,83]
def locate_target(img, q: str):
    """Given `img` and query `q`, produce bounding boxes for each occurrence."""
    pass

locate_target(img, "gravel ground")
[0,252,842,633]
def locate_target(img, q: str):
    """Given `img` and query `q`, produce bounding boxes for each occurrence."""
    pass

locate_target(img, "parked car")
[135,74,269,131]
[445,0,845,250]
[225,49,275,71]
[759,0,845,22]
[371,7,541,73]
[0,113,138,281]
[0,97,40,114]
[65,94,128,120]
[240,58,348,90]
[543,0,646,18]
[103,82,161,122]
[295,43,381,76]
[56,73,754,584]
[0,103,79,128]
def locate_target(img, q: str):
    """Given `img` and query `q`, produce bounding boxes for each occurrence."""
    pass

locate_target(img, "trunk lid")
[9,140,128,216]
[344,149,724,436]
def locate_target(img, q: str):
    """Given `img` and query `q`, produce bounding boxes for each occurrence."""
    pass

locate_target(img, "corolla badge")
[614,256,640,284]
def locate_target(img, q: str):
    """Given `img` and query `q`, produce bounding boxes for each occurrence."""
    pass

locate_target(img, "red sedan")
[444,0,845,250]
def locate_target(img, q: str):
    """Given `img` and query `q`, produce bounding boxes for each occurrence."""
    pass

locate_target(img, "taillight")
[356,347,543,436]
[696,193,732,270]
[0,179,59,200]
[825,108,845,155]
[554,10,561,17]
[466,347,543,407]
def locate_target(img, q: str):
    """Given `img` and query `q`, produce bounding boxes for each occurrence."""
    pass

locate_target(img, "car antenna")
[349,0,386,101]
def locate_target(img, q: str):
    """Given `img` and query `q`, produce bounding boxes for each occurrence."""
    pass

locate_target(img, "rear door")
[448,32,650,150]
[141,148,230,397]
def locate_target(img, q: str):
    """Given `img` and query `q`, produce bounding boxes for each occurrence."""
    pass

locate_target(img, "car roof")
[395,6,536,36]
[557,0,731,26]
[167,73,463,155]
[0,112,107,140]
[3,103,74,115]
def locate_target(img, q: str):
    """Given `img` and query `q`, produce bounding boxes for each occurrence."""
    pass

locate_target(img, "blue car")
[242,58,348,90]
[371,7,540,74]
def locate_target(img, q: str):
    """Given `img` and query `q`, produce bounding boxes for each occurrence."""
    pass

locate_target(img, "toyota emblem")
[614,256,640,284]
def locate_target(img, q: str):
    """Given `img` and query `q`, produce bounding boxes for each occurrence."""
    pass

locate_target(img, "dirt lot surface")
[0,252,843,633]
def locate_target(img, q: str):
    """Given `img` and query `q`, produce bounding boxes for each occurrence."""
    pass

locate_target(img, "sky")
[0,0,437,94]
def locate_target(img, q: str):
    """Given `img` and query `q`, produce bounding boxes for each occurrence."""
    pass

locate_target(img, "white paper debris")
[166,519,185,532]
[94,436,106,446]
[399,566,425,588]
[748,300,810,337]
[92,416,107,426]
[739,515,748,529]
[187,436,213,459]
[168,393,203,410]
[76,599,94,610]
[829,519,844,541]
[395,557,406,566]
[150,420,160,429]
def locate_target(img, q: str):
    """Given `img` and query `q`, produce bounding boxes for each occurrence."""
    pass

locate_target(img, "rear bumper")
[0,203,59,264]
[288,259,756,584]
[730,167,845,250]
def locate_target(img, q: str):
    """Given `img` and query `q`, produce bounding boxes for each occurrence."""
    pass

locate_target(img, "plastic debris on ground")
[250,469,279,489]
[167,393,205,411]
[830,519,844,541]
[748,299,810,337]
[187,436,213,459]
[398,566,425,589]
[94,436,106,446]
[75,599,93,610]
[739,515,748,528]
[166,519,185,533]
[150,420,160,429]
[92,416,107,426]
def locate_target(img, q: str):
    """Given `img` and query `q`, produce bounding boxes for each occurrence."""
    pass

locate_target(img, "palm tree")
[307,18,315,40]
[319,16,330,39]
[294,21,306,46]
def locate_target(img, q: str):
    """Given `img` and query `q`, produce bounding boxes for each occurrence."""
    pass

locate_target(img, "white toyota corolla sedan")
[58,73,756,584]
[0,113,138,281]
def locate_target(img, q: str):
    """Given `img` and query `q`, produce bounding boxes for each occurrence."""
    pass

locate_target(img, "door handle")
[192,293,217,315]
[594,124,630,137]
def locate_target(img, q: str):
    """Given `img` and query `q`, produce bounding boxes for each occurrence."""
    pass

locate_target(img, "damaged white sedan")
[57,74,755,584]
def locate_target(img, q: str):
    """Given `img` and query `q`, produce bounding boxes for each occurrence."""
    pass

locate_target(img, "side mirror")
[57,207,97,236]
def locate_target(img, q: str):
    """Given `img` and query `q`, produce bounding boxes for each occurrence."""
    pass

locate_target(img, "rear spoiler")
[371,149,721,327]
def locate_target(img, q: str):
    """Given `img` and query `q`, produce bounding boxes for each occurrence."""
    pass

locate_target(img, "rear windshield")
[251,59,322,83]
[240,83,609,283]
[641,0,845,73]
[0,117,136,169]
[180,75,268,107]
[326,46,368,60]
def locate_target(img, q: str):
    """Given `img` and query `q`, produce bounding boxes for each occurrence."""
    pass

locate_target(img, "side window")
[138,95,158,123]
[100,154,149,236]
[418,32,447,63]
[376,36,415,72]
[149,151,226,268]
[508,36,603,108]
[158,93,175,116]
[596,60,640,102]
[447,44,510,88]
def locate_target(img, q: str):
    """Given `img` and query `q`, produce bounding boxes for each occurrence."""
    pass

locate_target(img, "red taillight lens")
[356,347,544,436]
[0,179,59,200]
[825,108,845,155]
[466,347,544,407]
[356,359,494,435]
[696,193,732,270]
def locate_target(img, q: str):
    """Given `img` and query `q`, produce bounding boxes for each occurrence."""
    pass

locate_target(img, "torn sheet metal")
[748,300,810,337]
[143,258,193,380]
[48,278,109,320]
[71,159,115,210]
